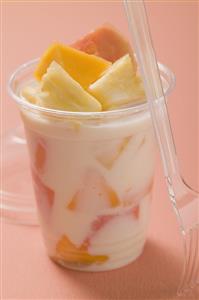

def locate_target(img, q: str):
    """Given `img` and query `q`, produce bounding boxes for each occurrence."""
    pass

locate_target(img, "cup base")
[50,245,144,272]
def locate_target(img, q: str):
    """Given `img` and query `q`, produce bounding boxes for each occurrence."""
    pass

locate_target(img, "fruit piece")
[89,54,145,110]
[34,43,111,89]
[96,136,131,169]
[72,24,136,65]
[91,215,114,232]
[35,140,46,173]
[55,235,108,265]
[34,61,102,112]
[67,169,120,212]
[21,85,42,105]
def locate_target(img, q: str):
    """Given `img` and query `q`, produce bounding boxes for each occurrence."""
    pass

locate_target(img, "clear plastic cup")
[8,59,174,271]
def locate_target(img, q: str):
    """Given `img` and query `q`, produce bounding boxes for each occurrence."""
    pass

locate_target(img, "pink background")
[1,1,198,299]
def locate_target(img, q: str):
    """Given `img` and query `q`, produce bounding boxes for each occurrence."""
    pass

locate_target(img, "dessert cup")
[8,59,175,271]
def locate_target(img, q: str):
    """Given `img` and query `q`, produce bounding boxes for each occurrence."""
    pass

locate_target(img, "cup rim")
[8,58,176,119]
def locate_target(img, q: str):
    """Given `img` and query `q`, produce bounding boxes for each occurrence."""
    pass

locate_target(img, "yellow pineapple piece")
[34,43,111,89]
[89,54,145,110]
[21,85,42,105]
[24,62,102,112]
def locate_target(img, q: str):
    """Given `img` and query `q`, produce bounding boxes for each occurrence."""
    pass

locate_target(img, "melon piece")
[34,43,111,89]
[67,169,120,213]
[26,61,102,112]
[55,235,108,265]
[72,24,136,66]
[89,54,145,110]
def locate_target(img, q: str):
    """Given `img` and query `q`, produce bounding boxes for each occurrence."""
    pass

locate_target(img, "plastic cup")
[8,59,174,271]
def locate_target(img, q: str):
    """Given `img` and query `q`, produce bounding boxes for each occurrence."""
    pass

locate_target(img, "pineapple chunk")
[89,54,145,110]
[34,43,111,89]
[21,85,42,104]
[23,62,102,112]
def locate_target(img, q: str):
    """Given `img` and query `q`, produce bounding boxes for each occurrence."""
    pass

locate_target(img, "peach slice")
[55,235,108,265]
[67,169,120,213]
[34,43,111,89]
[71,24,136,66]
[96,136,131,169]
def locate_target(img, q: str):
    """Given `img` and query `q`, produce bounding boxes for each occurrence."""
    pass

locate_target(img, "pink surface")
[1,1,198,299]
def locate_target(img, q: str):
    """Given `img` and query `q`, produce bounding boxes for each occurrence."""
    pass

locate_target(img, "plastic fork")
[124,0,199,296]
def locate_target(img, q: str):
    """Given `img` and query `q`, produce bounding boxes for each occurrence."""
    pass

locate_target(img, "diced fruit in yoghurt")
[34,43,111,89]
[71,24,136,65]
[55,235,108,265]
[67,169,120,213]
[35,140,46,173]
[31,62,102,112]
[91,215,115,232]
[96,136,131,169]
[89,54,145,110]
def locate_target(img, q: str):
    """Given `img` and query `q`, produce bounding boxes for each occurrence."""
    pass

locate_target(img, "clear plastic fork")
[124,0,199,296]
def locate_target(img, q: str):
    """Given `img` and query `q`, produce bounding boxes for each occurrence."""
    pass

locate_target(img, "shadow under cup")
[9,59,175,271]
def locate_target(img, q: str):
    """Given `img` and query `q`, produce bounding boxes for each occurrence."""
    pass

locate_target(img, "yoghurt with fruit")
[14,25,156,271]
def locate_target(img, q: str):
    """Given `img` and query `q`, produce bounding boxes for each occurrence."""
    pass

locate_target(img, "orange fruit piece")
[34,43,111,89]
[56,235,108,265]
[72,24,136,66]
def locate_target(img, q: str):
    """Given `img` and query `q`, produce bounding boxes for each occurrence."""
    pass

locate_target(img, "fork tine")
[190,228,199,288]
[178,229,193,295]
[190,227,199,288]
[187,228,197,290]
[178,226,199,296]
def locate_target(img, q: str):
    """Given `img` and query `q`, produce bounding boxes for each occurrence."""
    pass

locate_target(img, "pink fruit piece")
[92,215,114,231]
[71,24,137,67]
